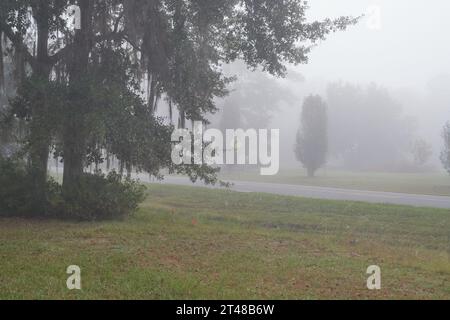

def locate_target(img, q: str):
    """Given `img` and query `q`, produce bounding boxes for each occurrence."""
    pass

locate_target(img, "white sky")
[297,0,450,90]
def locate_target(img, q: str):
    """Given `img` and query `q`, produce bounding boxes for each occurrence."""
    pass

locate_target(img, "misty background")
[178,0,450,172]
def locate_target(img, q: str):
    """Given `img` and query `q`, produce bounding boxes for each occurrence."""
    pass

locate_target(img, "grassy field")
[219,169,450,196]
[1,184,449,300]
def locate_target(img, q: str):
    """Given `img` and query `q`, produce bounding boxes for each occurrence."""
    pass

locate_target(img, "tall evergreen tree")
[295,95,328,177]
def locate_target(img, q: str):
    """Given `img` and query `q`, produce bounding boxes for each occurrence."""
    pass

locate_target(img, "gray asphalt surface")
[150,176,450,210]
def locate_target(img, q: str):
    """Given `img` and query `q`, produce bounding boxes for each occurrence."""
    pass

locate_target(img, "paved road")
[149,176,450,209]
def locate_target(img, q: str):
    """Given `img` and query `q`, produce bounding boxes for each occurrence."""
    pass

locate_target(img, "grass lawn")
[1,184,449,300]
[219,168,450,196]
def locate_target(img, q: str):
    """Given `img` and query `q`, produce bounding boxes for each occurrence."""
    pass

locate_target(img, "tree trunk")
[126,162,132,179]
[0,30,4,96]
[62,0,92,199]
[29,2,52,214]
[307,168,315,178]
[62,126,86,198]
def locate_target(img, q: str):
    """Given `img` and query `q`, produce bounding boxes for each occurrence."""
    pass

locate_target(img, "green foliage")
[295,95,328,177]
[54,171,147,221]
[0,156,146,220]
[0,157,59,217]
[0,0,359,219]
[0,157,32,216]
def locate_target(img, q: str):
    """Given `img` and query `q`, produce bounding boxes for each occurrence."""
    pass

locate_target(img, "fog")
[303,0,450,88]
[204,0,450,171]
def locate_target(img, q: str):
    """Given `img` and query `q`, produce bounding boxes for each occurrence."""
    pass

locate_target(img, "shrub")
[54,171,147,221]
[0,157,61,218]
[0,157,146,221]
[0,157,34,217]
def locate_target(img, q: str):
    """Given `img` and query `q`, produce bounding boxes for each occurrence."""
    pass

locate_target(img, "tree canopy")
[0,0,357,218]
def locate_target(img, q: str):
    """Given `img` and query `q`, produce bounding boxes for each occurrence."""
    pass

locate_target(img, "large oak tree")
[0,0,357,216]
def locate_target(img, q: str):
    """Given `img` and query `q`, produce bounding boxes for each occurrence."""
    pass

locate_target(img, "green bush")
[0,158,34,217]
[1,158,57,217]
[53,171,146,221]
[0,157,146,220]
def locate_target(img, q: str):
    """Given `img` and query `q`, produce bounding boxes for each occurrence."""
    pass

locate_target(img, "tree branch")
[0,20,36,69]
[49,30,127,66]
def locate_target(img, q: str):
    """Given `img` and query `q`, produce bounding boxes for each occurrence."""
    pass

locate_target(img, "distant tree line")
[294,83,449,177]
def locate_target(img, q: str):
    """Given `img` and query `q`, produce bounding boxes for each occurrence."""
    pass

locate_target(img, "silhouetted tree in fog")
[326,83,415,170]
[441,122,450,175]
[411,139,433,166]
[218,62,295,131]
[295,95,328,177]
